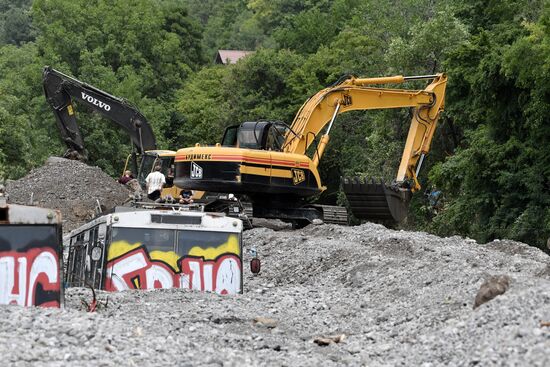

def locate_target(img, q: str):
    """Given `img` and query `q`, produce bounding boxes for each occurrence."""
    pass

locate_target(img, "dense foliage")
[0,0,549,248]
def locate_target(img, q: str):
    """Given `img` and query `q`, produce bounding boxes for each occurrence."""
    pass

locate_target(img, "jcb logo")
[292,169,305,185]
[190,162,203,179]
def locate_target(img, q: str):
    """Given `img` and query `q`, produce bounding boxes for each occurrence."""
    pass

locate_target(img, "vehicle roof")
[0,203,62,225]
[64,208,242,239]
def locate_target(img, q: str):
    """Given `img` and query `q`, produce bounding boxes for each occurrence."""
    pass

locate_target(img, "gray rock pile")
[5,157,131,231]
[1,222,549,366]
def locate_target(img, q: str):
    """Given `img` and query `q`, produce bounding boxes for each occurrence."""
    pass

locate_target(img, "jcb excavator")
[42,66,179,197]
[173,73,447,226]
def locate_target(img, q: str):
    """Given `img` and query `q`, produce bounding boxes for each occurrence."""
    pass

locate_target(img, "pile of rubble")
[5,157,131,231]
[1,223,549,366]
[1,158,549,366]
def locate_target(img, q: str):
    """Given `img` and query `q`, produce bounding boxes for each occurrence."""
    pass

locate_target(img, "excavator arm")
[283,73,447,223]
[284,73,447,190]
[42,66,156,160]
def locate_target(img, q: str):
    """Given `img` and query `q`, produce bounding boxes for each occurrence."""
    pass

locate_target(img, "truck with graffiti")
[64,206,243,295]
[0,196,63,308]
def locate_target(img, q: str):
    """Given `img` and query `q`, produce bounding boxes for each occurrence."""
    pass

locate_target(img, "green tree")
[28,0,204,173]
[428,0,550,248]
[0,0,34,46]
[0,43,50,178]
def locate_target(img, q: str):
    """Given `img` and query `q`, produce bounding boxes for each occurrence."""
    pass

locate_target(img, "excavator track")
[309,204,349,225]
[342,177,412,223]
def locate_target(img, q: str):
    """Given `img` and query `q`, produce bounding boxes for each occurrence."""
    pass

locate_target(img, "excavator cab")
[123,150,181,197]
[221,122,288,151]
[134,151,174,186]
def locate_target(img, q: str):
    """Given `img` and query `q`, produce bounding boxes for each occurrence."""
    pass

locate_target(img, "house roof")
[215,50,254,65]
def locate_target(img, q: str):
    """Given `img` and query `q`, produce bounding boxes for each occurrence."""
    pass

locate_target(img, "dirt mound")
[5,157,131,232]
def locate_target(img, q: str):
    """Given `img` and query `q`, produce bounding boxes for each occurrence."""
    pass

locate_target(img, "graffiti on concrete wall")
[0,247,60,307]
[105,234,241,294]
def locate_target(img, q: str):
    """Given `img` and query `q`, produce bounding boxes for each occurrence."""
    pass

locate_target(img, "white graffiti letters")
[0,248,60,307]
[105,248,241,294]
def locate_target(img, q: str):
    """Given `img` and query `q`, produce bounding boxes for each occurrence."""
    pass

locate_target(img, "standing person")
[145,165,165,201]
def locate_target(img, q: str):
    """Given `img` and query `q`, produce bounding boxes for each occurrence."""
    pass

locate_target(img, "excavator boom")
[284,74,447,189]
[42,66,156,159]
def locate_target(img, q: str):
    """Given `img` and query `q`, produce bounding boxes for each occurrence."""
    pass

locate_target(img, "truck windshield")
[177,230,239,256]
[0,225,57,252]
[112,227,175,252]
[110,227,239,256]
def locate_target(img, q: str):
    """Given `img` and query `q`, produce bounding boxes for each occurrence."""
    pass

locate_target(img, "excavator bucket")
[342,177,412,223]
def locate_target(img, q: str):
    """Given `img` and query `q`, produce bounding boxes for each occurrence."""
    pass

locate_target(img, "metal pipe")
[326,103,341,135]
[415,153,426,177]
[404,75,438,81]
[352,74,439,86]
[352,75,405,85]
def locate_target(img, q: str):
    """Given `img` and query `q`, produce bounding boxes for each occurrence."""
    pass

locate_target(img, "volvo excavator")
[173,73,447,226]
[42,66,179,196]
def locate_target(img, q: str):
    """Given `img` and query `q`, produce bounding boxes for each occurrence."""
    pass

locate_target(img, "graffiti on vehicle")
[0,247,60,307]
[105,235,241,294]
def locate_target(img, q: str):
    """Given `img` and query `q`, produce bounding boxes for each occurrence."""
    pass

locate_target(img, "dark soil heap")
[5,157,131,232]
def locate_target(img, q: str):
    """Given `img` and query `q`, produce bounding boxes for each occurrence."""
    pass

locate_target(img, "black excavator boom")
[43,66,156,160]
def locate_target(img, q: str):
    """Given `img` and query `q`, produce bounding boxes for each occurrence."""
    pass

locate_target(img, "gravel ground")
[5,157,131,231]
[1,223,549,366]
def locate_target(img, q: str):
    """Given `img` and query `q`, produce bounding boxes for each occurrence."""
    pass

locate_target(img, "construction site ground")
[1,158,550,366]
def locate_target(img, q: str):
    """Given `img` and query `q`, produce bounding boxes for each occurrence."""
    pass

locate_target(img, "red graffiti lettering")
[0,248,60,307]
[105,248,241,294]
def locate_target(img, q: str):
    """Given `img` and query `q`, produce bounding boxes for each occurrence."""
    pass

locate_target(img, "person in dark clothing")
[118,170,134,185]
[179,189,194,204]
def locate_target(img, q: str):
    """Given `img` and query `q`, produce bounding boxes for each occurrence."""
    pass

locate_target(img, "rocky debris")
[1,223,549,366]
[1,160,550,365]
[473,275,511,309]
[5,157,131,232]
[252,316,279,328]
[125,178,144,200]
[313,334,346,346]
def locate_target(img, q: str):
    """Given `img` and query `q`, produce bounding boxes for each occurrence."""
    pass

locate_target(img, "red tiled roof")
[215,50,254,65]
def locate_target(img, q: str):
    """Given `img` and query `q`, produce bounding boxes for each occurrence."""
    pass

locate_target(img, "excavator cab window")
[138,154,157,186]
[237,128,261,149]
[237,121,271,150]
[137,153,174,188]
[265,124,287,151]
[221,122,283,150]
[221,125,239,147]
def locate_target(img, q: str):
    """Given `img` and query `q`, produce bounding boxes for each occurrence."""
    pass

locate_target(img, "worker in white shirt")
[145,165,166,201]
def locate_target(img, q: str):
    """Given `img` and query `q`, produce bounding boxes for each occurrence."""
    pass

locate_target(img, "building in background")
[215,50,254,65]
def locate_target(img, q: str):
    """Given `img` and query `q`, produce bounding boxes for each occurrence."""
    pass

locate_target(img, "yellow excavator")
[174,73,447,226]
